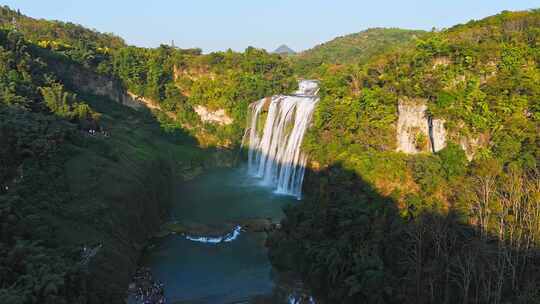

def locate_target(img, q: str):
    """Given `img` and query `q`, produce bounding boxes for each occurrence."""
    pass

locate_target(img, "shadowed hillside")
[0,26,233,303]
[269,161,540,303]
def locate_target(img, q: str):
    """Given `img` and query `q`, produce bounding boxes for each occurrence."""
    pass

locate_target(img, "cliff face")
[396,98,447,154]
[194,105,233,125]
[47,60,147,110]
[54,61,237,143]
[430,118,447,152]
[396,98,431,153]
[395,97,485,159]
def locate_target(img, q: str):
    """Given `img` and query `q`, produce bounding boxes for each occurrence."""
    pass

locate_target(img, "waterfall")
[243,80,319,199]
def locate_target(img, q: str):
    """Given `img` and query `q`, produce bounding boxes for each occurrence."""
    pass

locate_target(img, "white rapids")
[184,225,242,244]
[243,80,319,199]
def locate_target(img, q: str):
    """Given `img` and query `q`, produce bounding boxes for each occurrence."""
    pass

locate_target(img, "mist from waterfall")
[243,80,319,199]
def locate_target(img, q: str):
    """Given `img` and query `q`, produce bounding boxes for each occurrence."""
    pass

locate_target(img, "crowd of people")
[129,267,165,304]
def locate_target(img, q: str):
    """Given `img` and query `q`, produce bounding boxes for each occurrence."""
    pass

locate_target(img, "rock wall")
[48,60,146,110]
[194,105,233,125]
[430,117,447,152]
[396,98,430,153]
[396,97,447,154]
[48,59,190,125]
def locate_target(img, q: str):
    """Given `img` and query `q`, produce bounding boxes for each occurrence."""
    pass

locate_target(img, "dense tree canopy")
[270,9,540,304]
[293,28,426,76]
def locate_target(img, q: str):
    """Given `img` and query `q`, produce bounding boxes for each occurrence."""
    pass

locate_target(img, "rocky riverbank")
[127,267,165,304]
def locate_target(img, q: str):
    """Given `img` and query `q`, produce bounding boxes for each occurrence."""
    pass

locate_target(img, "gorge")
[1,5,539,304]
[136,80,319,303]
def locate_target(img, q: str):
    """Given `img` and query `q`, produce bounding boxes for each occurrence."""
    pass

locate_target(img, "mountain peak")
[273,44,296,55]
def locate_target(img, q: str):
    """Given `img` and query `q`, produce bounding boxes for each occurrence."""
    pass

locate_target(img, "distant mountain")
[294,28,426,73]
[273,44,296,55]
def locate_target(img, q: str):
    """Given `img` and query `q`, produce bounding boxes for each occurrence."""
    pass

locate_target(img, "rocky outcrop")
[48,60,148,110]
[396,98,429,153]
[48,59,188,124]
[430,117,447,152]
[194,105,233,125]
[459,134,488,161]
[56,64,234,147]
[126,91,177,120]
[395,97,487,160]
[396,97,447,154]
[156,218,279,239]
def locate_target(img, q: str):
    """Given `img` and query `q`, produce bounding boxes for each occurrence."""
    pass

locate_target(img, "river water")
[141,166,308,303]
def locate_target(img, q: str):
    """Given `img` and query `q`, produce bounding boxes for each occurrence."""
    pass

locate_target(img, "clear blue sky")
[2,1,539,53]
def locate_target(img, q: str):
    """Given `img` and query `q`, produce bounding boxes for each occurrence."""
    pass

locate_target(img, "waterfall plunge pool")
[139,80,319,303]
[139,166,312,303]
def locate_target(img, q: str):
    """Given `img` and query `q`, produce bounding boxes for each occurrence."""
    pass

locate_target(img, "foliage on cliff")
[111,45,296,145]
[305,8,539,189]
[271,9,540,304]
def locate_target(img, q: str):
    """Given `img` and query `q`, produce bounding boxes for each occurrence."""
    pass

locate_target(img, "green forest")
[270,9,540,304]
[0,4,540,304]
[292,28,426,75]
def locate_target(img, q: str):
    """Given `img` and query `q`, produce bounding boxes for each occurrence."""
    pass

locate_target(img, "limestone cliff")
[194,105,233,125]
[396,98,429,153]
[47,60,190,126]
[430,117,447,152]
[395,97,485,160]
[396,97,447,154]
[48,60,147,110]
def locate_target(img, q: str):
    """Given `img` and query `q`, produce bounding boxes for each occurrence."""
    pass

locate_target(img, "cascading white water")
[243,80,319,199]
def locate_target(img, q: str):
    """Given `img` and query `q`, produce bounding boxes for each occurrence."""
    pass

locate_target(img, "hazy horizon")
[2,0,539,53]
